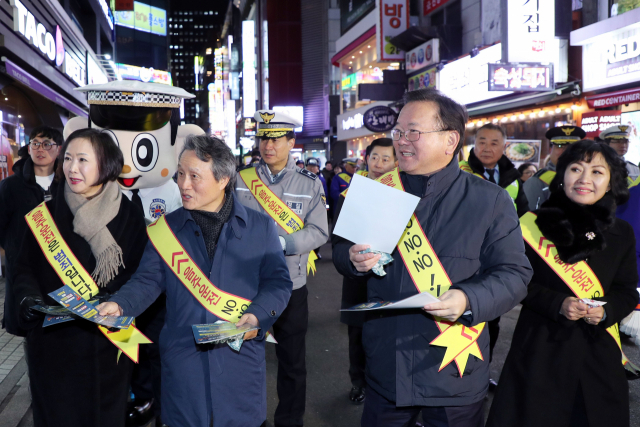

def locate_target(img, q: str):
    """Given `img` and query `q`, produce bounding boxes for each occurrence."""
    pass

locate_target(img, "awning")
[585,87,640,109]
[331,26,376,67]
[3,58,88,118]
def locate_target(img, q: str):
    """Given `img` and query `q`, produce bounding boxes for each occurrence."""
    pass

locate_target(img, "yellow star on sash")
[431,321,485,377]
[99,324,152,364]
[307,250,318,275]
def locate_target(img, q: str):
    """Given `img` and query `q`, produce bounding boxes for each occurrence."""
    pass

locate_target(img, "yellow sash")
[539,170,555,185]
[338,172,352,184]
[520,212,631,367]
[375,168,485,377]
[147,215,252,322]
[356,170,368,177]
[239,167,318,275]
[458,160,484,179]
[25,203,151,363]
[629,175,640,188]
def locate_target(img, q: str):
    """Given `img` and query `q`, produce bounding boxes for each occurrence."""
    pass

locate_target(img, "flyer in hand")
[192,322,259,345]
[48,285,134,329]
[341,291,441,311]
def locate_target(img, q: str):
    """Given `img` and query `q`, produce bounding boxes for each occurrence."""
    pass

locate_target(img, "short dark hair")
[179,134,237,192]
[325,160,333,166]
[57,128,124,186]
[370,137,396,159]
[30,126,63,146]
[517,163,537,174]
[476,123,506,139]
[402,89,468,157]
[550,139,629,205]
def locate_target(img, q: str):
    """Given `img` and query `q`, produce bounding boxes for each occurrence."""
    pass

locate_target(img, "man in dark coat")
[0,126,62,336]
[333,89,532,426]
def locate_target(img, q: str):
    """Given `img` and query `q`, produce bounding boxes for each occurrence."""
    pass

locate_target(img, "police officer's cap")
[306,157,320,167]
[342,157,359,166]
[545,126,586,145]
[255,110,302,138]
[600,125,631,141]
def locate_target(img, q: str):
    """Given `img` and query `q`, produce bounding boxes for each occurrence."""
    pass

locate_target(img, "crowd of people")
[0,86,639,427]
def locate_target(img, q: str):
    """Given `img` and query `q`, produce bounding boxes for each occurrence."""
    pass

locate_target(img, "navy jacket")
[333,160,532,407]
[110,195,292,427]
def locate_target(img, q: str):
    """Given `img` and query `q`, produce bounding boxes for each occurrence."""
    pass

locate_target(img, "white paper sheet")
[333,173,420,253]
[340,291,440,311]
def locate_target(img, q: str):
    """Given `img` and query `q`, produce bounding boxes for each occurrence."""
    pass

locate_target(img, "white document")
[333,173,420,253]
[341,291,440,311]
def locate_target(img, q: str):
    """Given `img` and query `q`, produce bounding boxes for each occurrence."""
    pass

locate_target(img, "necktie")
[131,189,144,214]
[485,168,496,184]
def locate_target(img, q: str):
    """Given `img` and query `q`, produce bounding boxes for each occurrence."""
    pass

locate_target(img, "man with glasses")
[0,126,62,337]
[235,110,328,427]
[333,89,532,426]
[523,125,586,210]
[600,125,639,185]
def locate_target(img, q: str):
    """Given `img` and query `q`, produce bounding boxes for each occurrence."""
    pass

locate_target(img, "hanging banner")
[505,0,555,64]
[376,0,409,62]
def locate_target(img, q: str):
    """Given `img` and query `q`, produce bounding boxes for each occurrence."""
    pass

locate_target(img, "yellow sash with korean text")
[239,167,318,274]
[375,168,485,377]
[520,211,632,368]
[147,215,252,322]
[25,203,151,363]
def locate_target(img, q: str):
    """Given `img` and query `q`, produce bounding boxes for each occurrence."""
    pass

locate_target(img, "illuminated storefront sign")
[363,105,397,132]
[98,0,114,30]
[505,0,555,63]
[438,44,512,105]
[341,70,384,90]
[10,0,85,86]
[209,49,225,132]
[342,113,364,131]
[405,39,439,73]
[408,66,436,91]
[423,0,450,15]
[116,63,172,85]
[488,63,553,92]
[580,111,621,138]
[242,20,256,118]
[113,1,166,36]
[376,0,409,62]
[87,55,108,85]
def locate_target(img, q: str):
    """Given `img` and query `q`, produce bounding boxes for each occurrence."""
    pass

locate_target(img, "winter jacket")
[0,157,59,335]
[330,172,353,214]
[523,161,557,211]
[616,185,640,285]
[466,148,529,217]
[109,196,293,427]
[234,156,328,290]
[332,159,532,407]
[487,191,638,427]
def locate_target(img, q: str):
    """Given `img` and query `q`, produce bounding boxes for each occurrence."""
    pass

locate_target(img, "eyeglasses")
[30,141,57,151]
[391,128,451,142]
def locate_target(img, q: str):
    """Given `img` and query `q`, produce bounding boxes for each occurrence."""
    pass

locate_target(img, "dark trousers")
[348,325,366,388]
[273,286,309,427]
[361,386,484,427]
[131,296,165,415]
[488,316,500,362]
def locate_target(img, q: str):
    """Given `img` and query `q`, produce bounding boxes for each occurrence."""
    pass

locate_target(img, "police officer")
[235,110,328,427]
[600,125,639,184]
[329,157,358,212]
[523,125,586,210]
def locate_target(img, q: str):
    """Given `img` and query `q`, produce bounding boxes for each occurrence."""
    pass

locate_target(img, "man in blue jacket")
[333,89,532,426]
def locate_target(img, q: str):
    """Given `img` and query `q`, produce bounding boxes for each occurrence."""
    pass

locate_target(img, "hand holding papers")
[342,291,440,311]
[192,322,260,351]
[333,173,420,254]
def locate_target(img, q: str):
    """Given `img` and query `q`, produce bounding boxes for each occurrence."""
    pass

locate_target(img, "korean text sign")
[506,0,555,63]
[376,0,409,62]
[488,63,553,92]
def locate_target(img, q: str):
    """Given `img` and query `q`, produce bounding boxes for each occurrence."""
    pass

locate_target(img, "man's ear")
[175,124,205,157]
[63,117,87,140]
[445,131,461,156]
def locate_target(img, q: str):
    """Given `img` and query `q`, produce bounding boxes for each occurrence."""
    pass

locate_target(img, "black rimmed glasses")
[30,141,58,151]
[390,128,451,142]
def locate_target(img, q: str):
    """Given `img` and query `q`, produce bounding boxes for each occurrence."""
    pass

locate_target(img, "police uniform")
[235,110,328,427]
[329,157,358,212]
[523,125,586,210]
[600,125,640,184]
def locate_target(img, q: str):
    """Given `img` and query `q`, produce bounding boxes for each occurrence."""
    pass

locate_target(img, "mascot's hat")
[75,80,194,108]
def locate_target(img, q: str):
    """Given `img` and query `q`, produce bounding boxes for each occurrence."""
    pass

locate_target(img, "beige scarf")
[64,180,124,287]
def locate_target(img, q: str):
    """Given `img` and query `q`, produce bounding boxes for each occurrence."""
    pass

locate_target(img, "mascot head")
[64,81,204,191]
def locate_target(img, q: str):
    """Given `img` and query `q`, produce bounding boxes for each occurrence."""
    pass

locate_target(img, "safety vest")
[459,161,519,209]
[355,170,368,177]
[25,203,151,363]
[538,170,555,185]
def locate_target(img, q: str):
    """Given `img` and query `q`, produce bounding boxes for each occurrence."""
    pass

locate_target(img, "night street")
[2,241,640,427]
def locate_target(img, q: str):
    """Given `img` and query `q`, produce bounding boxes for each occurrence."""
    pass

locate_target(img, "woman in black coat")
[487,140,638,427]
[13,128,147,427]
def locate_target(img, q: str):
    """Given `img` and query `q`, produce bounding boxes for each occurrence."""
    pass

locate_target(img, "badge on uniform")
[150,198,167,218]
[286,201,303,215]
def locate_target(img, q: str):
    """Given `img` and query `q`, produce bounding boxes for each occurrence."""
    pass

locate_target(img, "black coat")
[467,148,529,217]
[0,157,59,336]
[331,192,367,326]
[332,160,532,407]
[13,182,147,427]
[487,192,638,427]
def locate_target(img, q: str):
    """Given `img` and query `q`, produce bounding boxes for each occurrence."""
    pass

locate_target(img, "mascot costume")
[64,80,205,426]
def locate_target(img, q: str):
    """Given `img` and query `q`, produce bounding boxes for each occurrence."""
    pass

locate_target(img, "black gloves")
[19,296,45,326]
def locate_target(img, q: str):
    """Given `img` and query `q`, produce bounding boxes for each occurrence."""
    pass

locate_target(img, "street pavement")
[1,242,640,426]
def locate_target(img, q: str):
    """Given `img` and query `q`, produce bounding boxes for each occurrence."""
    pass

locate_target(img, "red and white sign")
[580,111,622,138]
[506,0,555,63]
[376,0,409,62]
[586,88,640,109]
[423,0,450,15]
